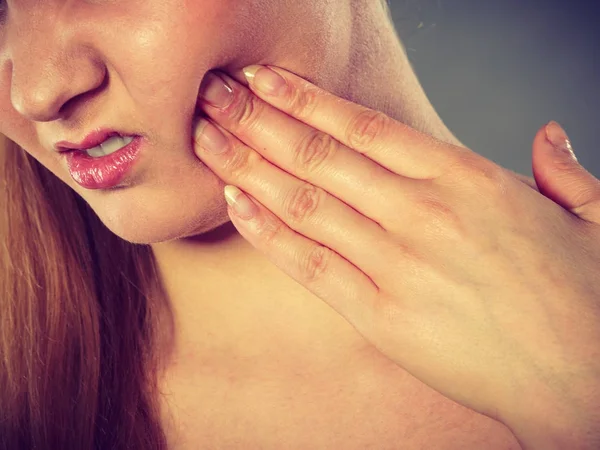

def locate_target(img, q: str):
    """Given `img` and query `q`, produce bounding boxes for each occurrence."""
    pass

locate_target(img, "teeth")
[85,136,134,157]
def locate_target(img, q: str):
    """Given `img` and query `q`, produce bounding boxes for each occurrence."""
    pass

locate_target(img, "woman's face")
[0,0,332,243]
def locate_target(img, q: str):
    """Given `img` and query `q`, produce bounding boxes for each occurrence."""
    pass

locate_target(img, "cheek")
[106,7,230,109]
[104,1,260,126]
[19,144,74,188]
[0,101,73,187]
[0,85,28,149]
[0,103,71,184]
[0,108,46,165]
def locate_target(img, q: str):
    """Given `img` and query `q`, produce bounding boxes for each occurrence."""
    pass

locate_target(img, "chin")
[88,178,232,245]
[101,206,232,244]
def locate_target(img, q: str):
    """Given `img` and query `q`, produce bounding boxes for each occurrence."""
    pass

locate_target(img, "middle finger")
[196,70,419,226]
[193,114,391,276]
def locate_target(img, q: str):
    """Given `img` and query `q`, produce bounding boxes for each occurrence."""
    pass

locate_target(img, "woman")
[2,0,599,449]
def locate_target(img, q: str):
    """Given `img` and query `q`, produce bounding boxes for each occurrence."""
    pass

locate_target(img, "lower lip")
[65,136,144,190]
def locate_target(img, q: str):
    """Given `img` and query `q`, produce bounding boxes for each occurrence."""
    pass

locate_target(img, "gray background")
[389,0,599,178]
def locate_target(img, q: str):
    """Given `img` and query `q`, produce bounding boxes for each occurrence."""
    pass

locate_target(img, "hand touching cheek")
[193,65,600,450]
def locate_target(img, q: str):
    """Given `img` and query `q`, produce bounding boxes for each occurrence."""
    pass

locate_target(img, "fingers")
[240,65,460,179]
[220,183,381,326]
[193,116,392,277]
[532,121,600,224]
[195,70,415,226]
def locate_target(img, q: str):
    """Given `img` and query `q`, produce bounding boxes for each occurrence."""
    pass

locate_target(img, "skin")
[0,1,463,363]
[193,68,600,447]
[0,0,457,243]
[5,0,581,446]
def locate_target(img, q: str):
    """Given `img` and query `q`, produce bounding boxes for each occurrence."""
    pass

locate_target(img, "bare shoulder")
[158,343,522,450]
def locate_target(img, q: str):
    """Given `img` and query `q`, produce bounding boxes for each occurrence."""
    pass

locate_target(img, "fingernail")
[199,72,234,109]
[545,121,577,161]
[224,185,257,220]
[194,118,228,154]
[243,65,287,95]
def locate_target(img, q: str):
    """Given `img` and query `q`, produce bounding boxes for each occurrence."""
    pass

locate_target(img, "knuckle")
[299,245,332,284]
[221,145,261,179]
[287,84,319,119]
[253,210,285,243]
[228,92,262,132]
[476,162,504,187]
[372,295,404,329]
[451,153,507,196]
[292,131,337,178]
[346,109,391,149]
[283,182,324,225]
[570,185,600,209]
[551,157,580,174]
[417,192,465,241]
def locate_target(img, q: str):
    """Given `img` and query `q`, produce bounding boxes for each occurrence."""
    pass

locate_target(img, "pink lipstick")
[64,136,144,190]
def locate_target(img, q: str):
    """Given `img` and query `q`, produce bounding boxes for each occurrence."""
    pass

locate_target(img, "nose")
[9,25,106,122]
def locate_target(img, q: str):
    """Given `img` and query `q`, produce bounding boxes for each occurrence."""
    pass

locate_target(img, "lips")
[55,128,130,152]
[64,135,145,190]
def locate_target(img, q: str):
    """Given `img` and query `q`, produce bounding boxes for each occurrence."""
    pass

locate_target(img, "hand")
[193,65,600,449]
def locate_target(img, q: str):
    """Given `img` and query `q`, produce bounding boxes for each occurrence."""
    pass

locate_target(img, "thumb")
[532,121,600,224]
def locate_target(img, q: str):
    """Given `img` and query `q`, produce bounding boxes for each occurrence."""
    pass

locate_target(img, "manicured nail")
[199,72,234,109]
[545,121,577,161]
[243,65,287,96]
[194,118,228,154]
[224,185,257,220]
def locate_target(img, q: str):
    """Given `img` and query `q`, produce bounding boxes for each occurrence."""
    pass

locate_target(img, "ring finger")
[193,116,391,276]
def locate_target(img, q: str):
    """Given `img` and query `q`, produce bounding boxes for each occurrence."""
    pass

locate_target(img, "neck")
[151,3,460,372]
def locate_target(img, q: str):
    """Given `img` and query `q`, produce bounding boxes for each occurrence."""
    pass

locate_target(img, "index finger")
[242,64,458,179]
[198,70,411,225]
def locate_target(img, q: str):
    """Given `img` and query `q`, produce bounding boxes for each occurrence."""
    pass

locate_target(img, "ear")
[532,121,600,224]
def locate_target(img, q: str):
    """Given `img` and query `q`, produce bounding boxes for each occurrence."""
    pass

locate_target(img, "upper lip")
[55,128,134,152]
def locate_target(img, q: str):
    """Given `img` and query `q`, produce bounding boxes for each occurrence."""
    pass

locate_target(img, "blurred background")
[389,0,599,178]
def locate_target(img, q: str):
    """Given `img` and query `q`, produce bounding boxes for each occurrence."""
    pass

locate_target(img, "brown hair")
[0,136,168,449]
